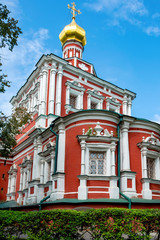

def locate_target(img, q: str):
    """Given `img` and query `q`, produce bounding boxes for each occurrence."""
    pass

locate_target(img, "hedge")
[0,208,160,239]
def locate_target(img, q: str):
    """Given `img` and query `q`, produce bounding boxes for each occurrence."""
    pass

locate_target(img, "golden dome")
[59,18,86,47]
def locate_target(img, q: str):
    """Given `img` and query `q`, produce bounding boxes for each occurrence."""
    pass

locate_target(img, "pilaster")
[49,62,57,115]
[55,65,63,116]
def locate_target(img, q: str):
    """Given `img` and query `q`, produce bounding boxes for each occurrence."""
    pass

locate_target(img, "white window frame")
[85,143,111,176]
[146,151,160,180]
[87,90,104,110]
[65,81,85,114]
[106,97,121,113]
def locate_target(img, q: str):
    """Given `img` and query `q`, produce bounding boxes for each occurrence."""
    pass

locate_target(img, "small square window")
[91,102,97,109]
[147,158,155,179]
[70,94,77,109]
[89,152,105,175]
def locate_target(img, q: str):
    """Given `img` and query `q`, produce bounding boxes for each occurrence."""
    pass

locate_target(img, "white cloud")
[85,0,148,18]
[1,0,21,17]
[0,28,52,115]
[152,114,160,124]
[145,26,160,36]
[152,13,160,19]
[84,0,153,31]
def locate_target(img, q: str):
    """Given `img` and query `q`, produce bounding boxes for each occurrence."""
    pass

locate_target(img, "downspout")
[117,116,131,209]
[39,194,51,211]
[50,121,59,174]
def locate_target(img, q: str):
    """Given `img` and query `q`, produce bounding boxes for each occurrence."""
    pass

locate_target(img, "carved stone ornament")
[83,122,113,137]
[142,133,160,146]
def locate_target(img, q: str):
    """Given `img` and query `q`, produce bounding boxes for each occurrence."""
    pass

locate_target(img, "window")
[65,80,85,114]
[1,188,3,193]
[91,102,97,109]
[70,94,77,109]
[147,158,155,179]
[89,151,105,175]
[87,90,105,110]
[4,160,6,166]
[106,97,121,113]
[2,174,5,179]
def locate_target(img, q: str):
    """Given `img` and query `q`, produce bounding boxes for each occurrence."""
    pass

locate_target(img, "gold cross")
[68,2,81,20]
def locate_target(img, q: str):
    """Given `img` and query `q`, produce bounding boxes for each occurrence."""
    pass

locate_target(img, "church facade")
[1,3,160,209]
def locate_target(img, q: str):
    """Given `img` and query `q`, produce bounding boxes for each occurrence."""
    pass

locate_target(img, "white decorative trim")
[63,72,125,101]
[79,63,89,71]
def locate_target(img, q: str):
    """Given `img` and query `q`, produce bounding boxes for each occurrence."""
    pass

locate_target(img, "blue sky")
[1,0,160,123]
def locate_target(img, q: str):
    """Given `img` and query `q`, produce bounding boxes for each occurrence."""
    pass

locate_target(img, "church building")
[1,2,160,210]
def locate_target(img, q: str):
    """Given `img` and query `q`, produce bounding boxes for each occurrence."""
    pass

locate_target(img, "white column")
[50,152,55,178]
[55,65,63,116]
[40,159,44,184]
[26,166,31,188]
[80,91,84,109]
[106,101,110,110]
[22,171,26,190]
[123,95,128,115]
[39,73,43,114]
[66,85,70,105]
[57,123,65,172]
[121,122,130,171]
[80,140,86,175]
[41,66,48,115]
[100,99,103,109]
[111,142,116,176]
[37,136,42,179]
[19,169,23,191]
[155,157,160,180]
[87,94,91,109]
[141,147,148,178]
[49,63,57,114]
[13,172,17,192]
[32,139,38,180]
[7,174,11,194]
[44,161,48,183]
[128,98,132,116]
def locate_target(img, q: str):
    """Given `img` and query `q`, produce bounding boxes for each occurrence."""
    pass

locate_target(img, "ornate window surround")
[17,155,32,205]
[87,89,105,110]
[106,97,121,113]
[39,141,56,185]
[77,122,119,200]
[7,164,18,201]
[65,80,85,114]
[137,133,160,199]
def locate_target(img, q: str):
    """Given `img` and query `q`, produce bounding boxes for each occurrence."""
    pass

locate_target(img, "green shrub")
[0,208,160,239]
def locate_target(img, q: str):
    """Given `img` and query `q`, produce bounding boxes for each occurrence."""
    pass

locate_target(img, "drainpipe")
[117,116,131,209]
[50,121,59,174]
[39,194,51,211]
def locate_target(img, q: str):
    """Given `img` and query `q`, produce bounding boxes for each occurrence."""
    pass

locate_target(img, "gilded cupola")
[59,2,86,59]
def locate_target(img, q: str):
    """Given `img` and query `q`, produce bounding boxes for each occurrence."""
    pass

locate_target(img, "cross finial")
[68,2,81,20]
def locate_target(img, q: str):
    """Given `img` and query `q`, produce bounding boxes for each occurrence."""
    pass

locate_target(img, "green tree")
[0,3,22,92]
[0,3,31,158]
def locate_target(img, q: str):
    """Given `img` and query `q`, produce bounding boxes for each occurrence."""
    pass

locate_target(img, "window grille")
[70,94,77,108]
[147,158,155,179]
[91,102,97,109]
[89,152,105,175]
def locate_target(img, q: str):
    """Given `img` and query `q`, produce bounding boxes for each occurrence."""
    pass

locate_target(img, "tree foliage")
[0,4,31,158]
[0,107,31,158]
[0,3,22,93]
